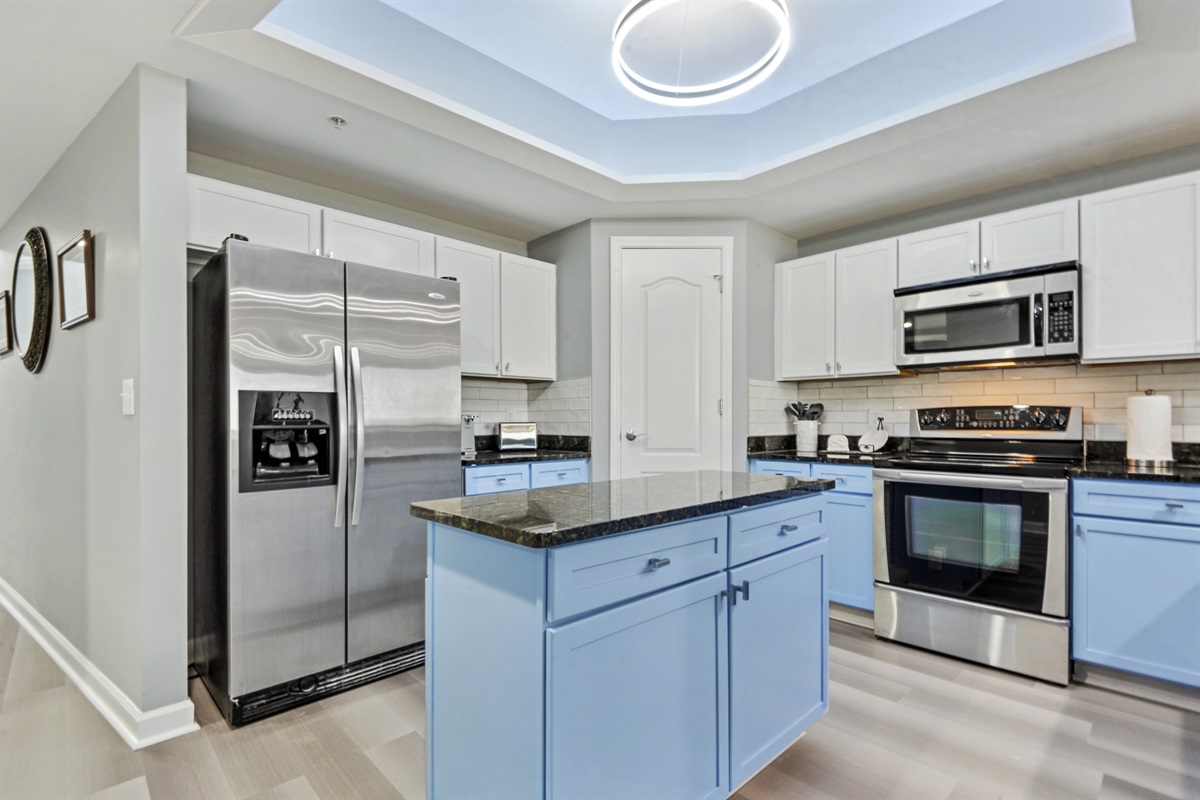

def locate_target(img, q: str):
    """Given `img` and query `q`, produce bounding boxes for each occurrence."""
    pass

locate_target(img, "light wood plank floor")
[1,605,1197,799]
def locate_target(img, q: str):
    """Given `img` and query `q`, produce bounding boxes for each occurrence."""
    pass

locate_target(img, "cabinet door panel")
[1073,516,1200,687]
[775,255,834,380]
[499,254,556,379]
[825,492,874,610]
[1081,172,1199,362]
[897,221,979,288]
[729,538,828,790]
[834,239,898,377]
[436,238,500,376]
[546,574,729,800]
[980,199,1078,274]
[322,210,434,275]
[187,175,320,254]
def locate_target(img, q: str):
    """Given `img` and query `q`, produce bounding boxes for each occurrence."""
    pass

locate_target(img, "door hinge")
[718,398,724,416]
[713,273,724,294]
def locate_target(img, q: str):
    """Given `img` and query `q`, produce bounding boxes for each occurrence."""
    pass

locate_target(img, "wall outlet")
[121,379,135,416]
[505,409,516,422]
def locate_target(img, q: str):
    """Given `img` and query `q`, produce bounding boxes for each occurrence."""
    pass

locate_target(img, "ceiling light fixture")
[612,0,791,107]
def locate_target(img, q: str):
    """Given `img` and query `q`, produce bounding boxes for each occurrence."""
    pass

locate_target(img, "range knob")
[936,411,950,425]
[920,412,934,426]
[1050,411,1068,428]
[1031,408,1047,426]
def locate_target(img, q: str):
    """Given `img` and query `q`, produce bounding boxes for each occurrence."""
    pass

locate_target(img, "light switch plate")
[121,379,135,416]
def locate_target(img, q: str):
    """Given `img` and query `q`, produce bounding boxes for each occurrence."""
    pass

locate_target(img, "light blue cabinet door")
[546,573,729,800]
[1073,515,1200,687]
[728,538,829,790]
[826,492,874,610]
[748,459,811,478]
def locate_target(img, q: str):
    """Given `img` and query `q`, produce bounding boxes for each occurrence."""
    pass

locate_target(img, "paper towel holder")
[1125,390,1175,471]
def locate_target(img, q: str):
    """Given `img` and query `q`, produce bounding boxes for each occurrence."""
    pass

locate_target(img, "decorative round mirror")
[11,227,52,373]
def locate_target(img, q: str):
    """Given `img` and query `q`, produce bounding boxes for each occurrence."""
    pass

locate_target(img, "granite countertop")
[412,470,834,548]
[751,450,883,465]
[464,450,591,466]
[1069,461,1200,484]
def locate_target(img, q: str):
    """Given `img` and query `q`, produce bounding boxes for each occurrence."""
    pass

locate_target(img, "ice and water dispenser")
[238,390,337,492]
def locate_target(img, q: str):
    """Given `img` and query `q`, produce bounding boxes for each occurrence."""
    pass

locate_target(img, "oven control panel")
[916,405,1074,431]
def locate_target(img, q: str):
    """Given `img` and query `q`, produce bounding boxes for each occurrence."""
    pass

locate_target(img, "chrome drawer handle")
[1166,502,1184,509]
[730,580,750,604]
[780,524,798,535]
[496,477,506,482]
[648,557,671,570]
[836,477,846,483]
[557,472,567,478]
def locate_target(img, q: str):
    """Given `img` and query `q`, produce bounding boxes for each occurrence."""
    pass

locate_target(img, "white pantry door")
[614,245,727,478]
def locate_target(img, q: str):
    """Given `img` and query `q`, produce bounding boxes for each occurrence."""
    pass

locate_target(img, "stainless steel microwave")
[894,266,1079,369]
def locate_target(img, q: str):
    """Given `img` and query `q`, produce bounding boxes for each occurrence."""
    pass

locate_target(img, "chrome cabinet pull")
[982,257,990,271]
[496,362,502,374]
[836,477,846,483]
[730,580,751,604]
[780,523,798,535]
[825,363,832,373]
[333,346,348,528]
[836,362,842,373]
[505,362,510,372]
[1075,524,1083,537]
[557,472,567,478]
[497,477,507,482]
[1166,502,1184,509]
[969,259,978,272]
[350,347,367,526]
[648,557,671,570]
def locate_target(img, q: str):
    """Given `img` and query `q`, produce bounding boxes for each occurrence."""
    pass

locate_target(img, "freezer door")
[225,241,348,696]
[345,261,461,661]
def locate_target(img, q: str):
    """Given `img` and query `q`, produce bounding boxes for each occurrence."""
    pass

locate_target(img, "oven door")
[873,469,1067,617]
[894,274,1045,367]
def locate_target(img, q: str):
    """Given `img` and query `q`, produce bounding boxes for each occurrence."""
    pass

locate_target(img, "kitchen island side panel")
[427,523,547,799]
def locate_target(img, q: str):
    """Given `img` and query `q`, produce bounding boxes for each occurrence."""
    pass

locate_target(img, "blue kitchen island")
[411,470,834,800]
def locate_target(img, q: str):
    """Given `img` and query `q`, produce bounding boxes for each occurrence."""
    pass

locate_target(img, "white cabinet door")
[1081,172,1200,362]
[322,210,435,275]
[834,239,898,378]
[187,175,321,254]
[499,254,556,380]
[436,238,500,377]
[980,199,1078,275]
[897,220,980,288]
[775,254,835,380]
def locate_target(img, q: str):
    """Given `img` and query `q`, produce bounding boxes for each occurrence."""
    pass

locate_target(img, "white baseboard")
[0,575,198,749]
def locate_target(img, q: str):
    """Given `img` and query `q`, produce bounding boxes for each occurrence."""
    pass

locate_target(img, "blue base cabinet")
[427,494,829,799]
[464,458,589,496]
[750,460,874,610]
[1072,479,1200,688]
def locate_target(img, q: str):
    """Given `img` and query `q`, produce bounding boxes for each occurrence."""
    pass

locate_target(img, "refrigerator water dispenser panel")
[239,390,337,492]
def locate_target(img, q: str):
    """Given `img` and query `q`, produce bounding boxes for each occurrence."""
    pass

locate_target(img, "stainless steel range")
[872,405,1083,685]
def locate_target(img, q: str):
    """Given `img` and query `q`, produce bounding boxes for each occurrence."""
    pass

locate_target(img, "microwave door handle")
[333,346,348,528]
[1033,292,1044,348]
[350,346,367,526]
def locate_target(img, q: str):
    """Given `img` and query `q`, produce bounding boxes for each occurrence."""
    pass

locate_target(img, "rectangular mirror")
[0,290,11,354]
[57,230,95,329]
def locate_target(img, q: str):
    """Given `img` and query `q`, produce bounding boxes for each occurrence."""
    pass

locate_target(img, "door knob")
[624,430,646,441]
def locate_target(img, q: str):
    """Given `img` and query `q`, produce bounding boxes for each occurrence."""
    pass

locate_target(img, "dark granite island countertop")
[411,469,834,548]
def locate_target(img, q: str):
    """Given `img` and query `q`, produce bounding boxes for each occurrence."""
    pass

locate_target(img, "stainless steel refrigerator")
[191,238,460,725]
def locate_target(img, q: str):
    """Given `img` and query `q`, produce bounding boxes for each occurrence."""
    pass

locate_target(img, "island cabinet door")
[728,538,829,791]
[546,573,729,800]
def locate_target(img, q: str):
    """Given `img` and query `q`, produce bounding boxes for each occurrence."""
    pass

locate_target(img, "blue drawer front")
[1073,479,1200,526]
[728,496,826,568]
[531,459,590,489]
[463,463,530,496]
[810,463,873,495]
[749,460,811,478]
[547,516,728,622]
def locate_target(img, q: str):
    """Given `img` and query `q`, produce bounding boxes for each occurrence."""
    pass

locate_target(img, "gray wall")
[795,145,1200,257]
[0,66,189,713]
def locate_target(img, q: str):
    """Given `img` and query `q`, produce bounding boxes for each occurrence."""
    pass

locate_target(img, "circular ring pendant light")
[612,0,791,107]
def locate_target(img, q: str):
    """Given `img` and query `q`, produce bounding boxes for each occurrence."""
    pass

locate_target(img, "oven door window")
[883,482,1051,615]
[904,297,1030,354]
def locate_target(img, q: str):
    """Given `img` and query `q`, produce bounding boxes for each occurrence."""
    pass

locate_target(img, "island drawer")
[463,463,531,496]
[547,517,727,621]
[1073,479,1200,527]
[728,496,826,567]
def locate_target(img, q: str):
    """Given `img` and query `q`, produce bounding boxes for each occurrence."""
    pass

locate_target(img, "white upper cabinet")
[775,254,836,381]
[187,175,321,254]
[1081,171,1200,362]
[980,199,1078,274]
[436,238,502,377]
[321,210,435,276]
[499,254,556,380]
[834,239,898,378]
[897,220,979,288]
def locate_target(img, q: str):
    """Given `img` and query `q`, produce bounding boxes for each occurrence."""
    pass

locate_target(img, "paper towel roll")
[1126,394,1174,464]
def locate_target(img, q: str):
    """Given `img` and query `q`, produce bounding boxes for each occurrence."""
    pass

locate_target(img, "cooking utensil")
[785,404,801,419]
[805,402,823,420]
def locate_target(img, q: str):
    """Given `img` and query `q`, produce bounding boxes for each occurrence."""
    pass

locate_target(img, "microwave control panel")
[917,405,1074,431]
[1047,291,1075,344]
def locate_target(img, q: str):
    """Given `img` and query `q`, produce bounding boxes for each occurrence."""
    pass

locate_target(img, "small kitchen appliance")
[872,404,1083,685]
[499,421,537,450]
[461,414,478,459]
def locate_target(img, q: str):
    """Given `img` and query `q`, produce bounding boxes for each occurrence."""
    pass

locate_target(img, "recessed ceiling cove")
[256,0,1136,182]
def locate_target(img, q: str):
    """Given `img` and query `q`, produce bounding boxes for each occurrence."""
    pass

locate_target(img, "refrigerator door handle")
[333,345,348,528]
[350,346,367,526]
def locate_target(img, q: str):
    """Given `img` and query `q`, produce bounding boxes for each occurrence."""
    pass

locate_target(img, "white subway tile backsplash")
[1081,362,1162,377]
[1138,373,1200,392]
[1054,376,1138,394]
[953,395,1019,406]
[1001,365,1079,380]
[822,386,867,399]
[986,379,1054,394]
[868,384,923,398]
[939,369,1003,383]
[923,382,983,396]
[841,398,879,411]
[1162,360,1200,374]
